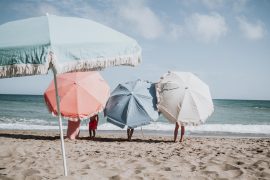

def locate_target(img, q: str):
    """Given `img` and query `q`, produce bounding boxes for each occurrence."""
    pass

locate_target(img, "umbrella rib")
[76,84,107,108]
[160,82,180,92]
[178,91,201,123]
[133,95,154,120]
[190,89,213,106]
[135,94,152,100]
[57,86,79,115]
[109,84,130,97]
[107,116,126,127]
[125,96,134,128]
[109,93,129,98]
[119,84,132,92]
[190,91,213,120]
[46,83,74,95]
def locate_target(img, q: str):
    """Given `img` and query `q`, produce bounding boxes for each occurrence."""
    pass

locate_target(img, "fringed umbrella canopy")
[156,71,214,126]
[0,14,141,78]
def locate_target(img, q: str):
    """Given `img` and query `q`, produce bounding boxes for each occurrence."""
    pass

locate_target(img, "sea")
[0,94,270,137]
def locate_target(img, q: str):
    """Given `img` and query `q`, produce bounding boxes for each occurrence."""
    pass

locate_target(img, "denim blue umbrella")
[104,80,159,129]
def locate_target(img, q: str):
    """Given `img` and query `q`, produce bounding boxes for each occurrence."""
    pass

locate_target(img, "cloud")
[237,17,266,40]
[4,0,164,40]
[185,13,228,43]
[116,1,164,39]
[8,1,61,16]
[167,23,184,40]
[201,0,225,9]
[182,0,249,13]
[233,0,249,13]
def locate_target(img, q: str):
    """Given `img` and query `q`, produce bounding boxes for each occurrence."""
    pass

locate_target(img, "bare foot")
[179,138,184,142]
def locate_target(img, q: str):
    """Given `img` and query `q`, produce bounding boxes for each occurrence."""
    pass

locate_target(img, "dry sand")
[0,130,269,180]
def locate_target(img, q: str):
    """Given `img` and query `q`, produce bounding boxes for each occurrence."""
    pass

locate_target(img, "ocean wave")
[253,106,270,110]
[0,123,270,135]
[0,116,58,125]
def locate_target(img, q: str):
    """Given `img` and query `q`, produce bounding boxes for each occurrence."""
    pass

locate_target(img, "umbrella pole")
[53,69,68,176]
[141,127,144,138]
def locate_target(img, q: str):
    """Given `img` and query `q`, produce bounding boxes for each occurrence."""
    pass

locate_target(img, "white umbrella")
[156,71,214,125]
[0,14,141,176]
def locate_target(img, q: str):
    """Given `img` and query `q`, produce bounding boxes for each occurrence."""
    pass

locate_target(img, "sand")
[0,130,269,180]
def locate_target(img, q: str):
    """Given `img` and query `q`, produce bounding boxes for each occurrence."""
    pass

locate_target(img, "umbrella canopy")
[44,71,110,119]
[156,71,214,125]
[104,80,159,129]
[0,14,141,78]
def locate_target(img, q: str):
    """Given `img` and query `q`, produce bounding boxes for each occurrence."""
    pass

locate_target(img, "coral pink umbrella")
[44,71,110,119]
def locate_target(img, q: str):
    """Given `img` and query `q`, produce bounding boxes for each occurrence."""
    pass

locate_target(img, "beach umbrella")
[104,79,159,129]
[44,71,110,119]
[156,71,214,125]
[0,14,141,176]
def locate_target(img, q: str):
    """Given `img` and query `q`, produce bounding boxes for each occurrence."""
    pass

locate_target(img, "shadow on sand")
[0,133,174,143]
[0,133,60,140]
[79,136,174,143]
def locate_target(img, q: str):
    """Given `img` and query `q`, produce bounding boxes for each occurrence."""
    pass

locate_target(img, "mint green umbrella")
[0,14,141,77]
[0,14,141,176]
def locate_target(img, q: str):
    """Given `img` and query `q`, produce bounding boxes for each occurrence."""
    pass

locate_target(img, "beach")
[0,130,269,180]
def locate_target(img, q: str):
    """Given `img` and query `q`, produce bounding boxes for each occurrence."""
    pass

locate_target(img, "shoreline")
[1,129,270,138]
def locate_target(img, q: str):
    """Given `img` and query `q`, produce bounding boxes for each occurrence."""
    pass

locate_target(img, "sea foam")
[0,122,270,135]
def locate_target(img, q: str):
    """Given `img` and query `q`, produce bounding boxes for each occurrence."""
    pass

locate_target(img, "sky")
[0,0,269,100]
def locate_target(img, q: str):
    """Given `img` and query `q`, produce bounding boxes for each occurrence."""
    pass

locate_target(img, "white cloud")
[237,17,266,40]
[116,1,164,39]
[185,13,228,43]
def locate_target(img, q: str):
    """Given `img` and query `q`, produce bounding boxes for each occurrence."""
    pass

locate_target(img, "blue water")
[0,94,270,135]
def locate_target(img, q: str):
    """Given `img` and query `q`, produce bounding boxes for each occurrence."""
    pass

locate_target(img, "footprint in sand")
[201,170,219,178]
[223,164,244,178]
[109,175,121,180]
[82,164,91,170]
[23,169,40,178]
[203,163,243,178]
[250,160,270,172]
[236,161,245,166]
[160,167,171,171]
[135,169,141,174]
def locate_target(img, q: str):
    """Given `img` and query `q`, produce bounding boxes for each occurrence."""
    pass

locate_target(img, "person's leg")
[89,130,92,139]
[180,126,185,142]
[76,130,80,139]
[130,129,134,140]
[174,122,180,142]
[127,128,131,141]
[93,130,96,139]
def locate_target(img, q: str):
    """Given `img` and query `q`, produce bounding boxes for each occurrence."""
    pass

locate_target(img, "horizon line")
[0,93,269,101]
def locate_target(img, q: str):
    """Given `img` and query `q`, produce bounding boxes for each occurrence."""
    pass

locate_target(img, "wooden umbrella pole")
[53,67,68,176]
